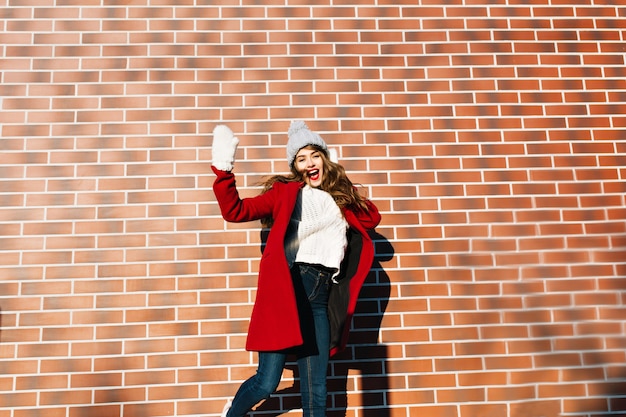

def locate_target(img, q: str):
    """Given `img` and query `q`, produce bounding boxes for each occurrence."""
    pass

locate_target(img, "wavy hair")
[261,145,368,227]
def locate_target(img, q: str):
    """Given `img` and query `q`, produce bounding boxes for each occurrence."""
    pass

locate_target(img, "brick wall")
[1,1,625,417]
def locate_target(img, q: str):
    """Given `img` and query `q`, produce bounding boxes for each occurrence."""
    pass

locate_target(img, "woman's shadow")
[251,231,394,417]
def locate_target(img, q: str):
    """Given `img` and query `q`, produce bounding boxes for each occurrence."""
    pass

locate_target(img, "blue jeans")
[226,263,332,417]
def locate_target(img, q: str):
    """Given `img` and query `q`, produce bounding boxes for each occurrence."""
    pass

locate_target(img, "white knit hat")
[286,120,328,168]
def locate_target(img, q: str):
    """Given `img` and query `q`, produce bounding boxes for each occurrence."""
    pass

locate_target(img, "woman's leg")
[295,264,331,417]
[226,351,286,417]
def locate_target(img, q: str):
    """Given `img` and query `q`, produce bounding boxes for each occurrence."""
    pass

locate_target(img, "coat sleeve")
[212,166,275,223]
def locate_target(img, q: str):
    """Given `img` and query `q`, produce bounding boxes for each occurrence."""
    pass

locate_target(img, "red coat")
[212,166,381,356]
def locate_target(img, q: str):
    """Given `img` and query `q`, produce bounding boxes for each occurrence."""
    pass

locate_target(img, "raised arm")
[211,125,275,223]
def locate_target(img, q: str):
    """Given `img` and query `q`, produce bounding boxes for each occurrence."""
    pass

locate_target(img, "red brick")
[122,370,176,387]
[405,341,453,358]
[435,357,483,373]
[510,400,562,417]
[1,392,39,408]
[15,374,68,392]
[431,326,479,342]
[40,389,92,406]
[486,354,533,371]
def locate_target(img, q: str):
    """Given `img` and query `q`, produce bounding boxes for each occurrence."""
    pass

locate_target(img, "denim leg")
[296,265,331,417]
[227,351,286,417]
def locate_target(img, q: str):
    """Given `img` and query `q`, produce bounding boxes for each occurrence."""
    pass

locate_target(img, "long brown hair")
[261,145,368,226]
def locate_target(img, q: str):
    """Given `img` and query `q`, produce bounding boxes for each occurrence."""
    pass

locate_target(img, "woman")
[211,120,381,417]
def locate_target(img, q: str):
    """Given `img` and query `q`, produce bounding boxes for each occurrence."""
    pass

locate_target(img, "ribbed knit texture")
[286,120,328,168]
[284,186,348,272]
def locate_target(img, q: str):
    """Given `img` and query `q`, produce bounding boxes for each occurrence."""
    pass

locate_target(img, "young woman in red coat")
[211,121,381,417]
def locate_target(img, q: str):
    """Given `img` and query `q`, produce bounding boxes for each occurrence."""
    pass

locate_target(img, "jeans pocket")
[299,265,322,301]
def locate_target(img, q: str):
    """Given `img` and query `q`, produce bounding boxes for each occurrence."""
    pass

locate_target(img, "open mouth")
[307,169,320,181]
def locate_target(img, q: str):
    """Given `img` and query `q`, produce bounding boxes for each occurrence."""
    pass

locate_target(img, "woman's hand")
[212,125,240,172]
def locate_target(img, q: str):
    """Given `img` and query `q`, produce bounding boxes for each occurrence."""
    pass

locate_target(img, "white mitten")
[212,125,239,172]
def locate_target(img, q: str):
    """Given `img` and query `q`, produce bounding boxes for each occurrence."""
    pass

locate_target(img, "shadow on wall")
[530,314,626,417]
[331,231,393,417]
[495,274,626,417]
[251,232,393,417]
[606,376,626,415]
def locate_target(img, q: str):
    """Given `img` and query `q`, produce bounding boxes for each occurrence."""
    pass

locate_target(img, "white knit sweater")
[284,185,349,273]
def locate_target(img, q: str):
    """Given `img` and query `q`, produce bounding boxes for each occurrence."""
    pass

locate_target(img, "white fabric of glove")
[211,124,239,172]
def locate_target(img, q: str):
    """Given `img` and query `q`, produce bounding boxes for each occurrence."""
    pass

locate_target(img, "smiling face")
[293,146,325,188]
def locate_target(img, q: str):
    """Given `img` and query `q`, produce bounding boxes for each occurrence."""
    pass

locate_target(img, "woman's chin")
[306,178,322,188]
